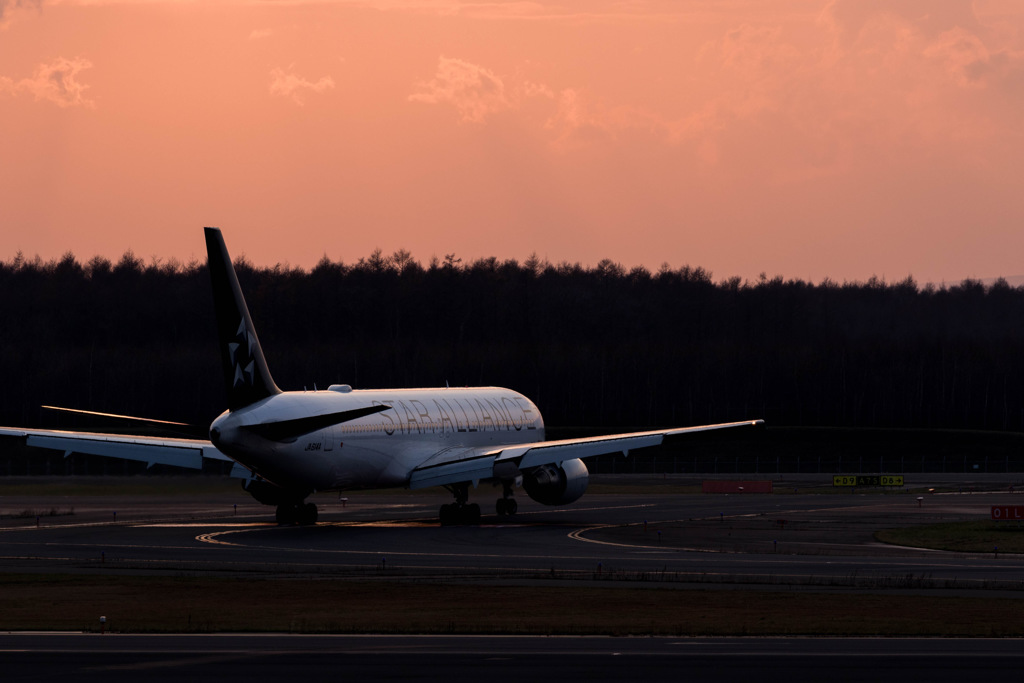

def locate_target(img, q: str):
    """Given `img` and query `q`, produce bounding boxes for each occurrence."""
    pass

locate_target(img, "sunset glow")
[3,0,1023,283]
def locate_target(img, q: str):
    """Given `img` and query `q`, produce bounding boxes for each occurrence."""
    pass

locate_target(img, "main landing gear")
[276,502,318,525]
[495,498,518,516]
[439,483,481,526]
[439,482,519,525]
[496,481,518,517]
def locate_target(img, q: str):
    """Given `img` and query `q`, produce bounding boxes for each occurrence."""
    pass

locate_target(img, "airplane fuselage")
[210,386,544,492]
[0,227,761,526]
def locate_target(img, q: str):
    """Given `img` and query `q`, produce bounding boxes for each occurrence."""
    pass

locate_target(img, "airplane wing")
[408,419,764,490]
[0,427,253,480]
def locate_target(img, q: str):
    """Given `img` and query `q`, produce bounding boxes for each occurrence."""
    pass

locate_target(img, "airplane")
[0,228,764,525]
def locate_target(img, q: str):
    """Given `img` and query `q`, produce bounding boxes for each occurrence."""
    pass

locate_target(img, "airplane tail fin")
[205,227,281,410]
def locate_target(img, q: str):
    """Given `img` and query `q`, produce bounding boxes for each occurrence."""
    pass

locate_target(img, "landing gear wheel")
[298,502,318,525]
[440,483,481,526]
[440,503,455,526]
[275,504,293,525]
[496,497,517,517]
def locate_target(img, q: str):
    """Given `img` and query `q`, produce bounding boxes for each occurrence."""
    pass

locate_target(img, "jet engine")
[522,458,589,506]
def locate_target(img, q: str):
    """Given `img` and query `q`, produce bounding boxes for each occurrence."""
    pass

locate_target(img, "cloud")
[0,0,40,18]
[921,26,1024,89]
[405,4,1024,169]
[409,56,511,123]
[268,67,334,106]
[0,56,95,108]
[817,3,1024,119]
[822,0,984,43]
[717,23,800,73]
[0,0,41,29]
[408,55,676,147]
[543,88,627,146]
[522,80,555,99]
[640,2,1024,181]
[249,28,273,40]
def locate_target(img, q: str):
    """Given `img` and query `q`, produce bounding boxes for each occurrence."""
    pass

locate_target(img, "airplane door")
[323,426,334,452]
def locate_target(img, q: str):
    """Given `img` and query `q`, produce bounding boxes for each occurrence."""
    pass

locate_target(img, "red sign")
[991,505,1024,520]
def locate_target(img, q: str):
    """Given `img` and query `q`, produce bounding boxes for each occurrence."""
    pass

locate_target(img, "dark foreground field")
[3,574,1024,637]
[3,475,1024,636]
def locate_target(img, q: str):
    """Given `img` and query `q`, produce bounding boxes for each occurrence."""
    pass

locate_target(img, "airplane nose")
[209,426,221,444]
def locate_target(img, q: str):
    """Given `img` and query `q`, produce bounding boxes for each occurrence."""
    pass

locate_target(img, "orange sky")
[2,1,1023,284]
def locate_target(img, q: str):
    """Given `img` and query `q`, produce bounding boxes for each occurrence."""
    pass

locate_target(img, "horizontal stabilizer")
[241,404,393,442]
[42,405,191,427]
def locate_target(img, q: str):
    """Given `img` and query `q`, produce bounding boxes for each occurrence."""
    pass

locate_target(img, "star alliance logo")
[228,318,256,387]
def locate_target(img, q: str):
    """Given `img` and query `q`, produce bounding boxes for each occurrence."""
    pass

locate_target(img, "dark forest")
[2,249,1024,438]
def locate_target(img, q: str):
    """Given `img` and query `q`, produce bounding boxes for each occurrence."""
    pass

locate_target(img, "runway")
[4,480,1024,679]
[3,634,1024,682]
[2,481,1024,589]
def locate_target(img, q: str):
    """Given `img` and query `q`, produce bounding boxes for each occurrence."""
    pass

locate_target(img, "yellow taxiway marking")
[191,502,659,547]
[567,524,673,551]
[196,530,253,547]
[142,528,276,532]
[568,519,753,553]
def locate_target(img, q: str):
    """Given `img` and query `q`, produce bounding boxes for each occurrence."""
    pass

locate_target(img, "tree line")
[2,249,1023,435]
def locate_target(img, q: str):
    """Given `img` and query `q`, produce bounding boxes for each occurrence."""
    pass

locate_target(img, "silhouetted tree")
[2,250,1024,435]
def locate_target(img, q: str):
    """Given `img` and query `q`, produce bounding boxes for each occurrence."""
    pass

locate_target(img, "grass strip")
[876,521,1024,553]
[2,574,1023,636]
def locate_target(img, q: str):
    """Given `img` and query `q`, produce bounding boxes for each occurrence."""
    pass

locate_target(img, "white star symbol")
[230,318,255,387]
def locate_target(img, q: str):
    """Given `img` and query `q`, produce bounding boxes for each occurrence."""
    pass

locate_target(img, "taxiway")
[2,479,1024,589]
